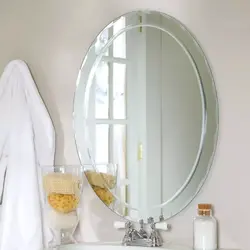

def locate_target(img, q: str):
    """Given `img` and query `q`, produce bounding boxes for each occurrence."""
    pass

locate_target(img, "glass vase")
[40,165,83,249]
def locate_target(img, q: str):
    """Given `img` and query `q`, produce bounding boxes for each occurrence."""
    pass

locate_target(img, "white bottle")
[193,204,217,250]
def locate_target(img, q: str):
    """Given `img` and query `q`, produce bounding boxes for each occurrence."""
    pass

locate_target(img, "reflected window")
[113,17,126,58]
[95,124,109,164]
[95,28,109,56]
[113,63,126,119]
[95,61,109,119]
[93,17,127,168]
[91,17,128,214]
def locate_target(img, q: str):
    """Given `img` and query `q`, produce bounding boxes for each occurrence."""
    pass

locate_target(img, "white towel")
[0,60,55,250]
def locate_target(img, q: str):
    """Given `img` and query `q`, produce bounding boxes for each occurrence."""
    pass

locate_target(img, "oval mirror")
[74,10,218,223]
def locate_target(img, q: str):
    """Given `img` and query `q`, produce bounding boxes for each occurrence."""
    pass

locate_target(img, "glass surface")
[95,61,109,119]
[113,125,126,170]
[74,10,218,223]
[40,165,83,249]
[112,125,127,214]
[113,63,126,119]
[95,124,109,163]
[84,163,117,209]
[113,17,126,58]
[95,28,109,56]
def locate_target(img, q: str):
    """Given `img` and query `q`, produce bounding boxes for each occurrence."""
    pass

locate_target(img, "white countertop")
[57,242,240,250]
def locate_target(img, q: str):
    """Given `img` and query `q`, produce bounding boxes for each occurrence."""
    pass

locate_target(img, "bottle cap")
[198,204,212,210]
[197,204,212,216]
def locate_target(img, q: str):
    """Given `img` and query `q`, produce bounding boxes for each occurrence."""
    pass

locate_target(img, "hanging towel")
[0,60,55,250]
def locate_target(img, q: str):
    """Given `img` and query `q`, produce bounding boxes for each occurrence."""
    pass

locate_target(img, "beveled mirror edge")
[73,9,219,223]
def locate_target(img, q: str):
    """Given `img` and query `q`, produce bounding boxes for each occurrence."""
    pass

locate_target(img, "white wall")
[0,1,250,249]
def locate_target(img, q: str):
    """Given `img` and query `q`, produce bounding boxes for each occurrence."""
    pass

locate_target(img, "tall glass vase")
[40,165,83,249]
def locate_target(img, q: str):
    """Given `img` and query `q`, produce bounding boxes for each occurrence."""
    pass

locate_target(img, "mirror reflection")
[74,11,218,222]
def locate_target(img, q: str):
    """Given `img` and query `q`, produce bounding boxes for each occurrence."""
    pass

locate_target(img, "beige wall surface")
[0,0,250,249]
